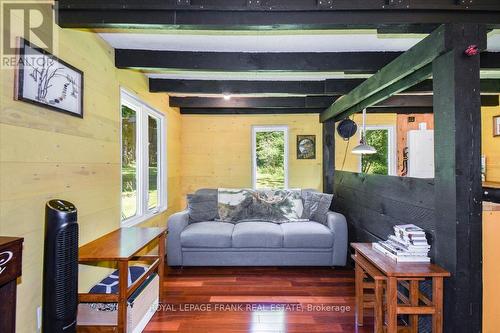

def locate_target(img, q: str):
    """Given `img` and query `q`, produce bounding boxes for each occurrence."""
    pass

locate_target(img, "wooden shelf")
[79,227,166,262]
[77,227,166,333]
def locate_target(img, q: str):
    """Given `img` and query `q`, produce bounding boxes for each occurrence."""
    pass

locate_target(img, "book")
[371,224,431,263]
[372,242,398,260]
[386,241,429,256]
[388,235,430,251]
[395,256,431,263]
[372,243,431,262]
[393,224,425,233]
[393,224,426,239]
[378,240,427,256]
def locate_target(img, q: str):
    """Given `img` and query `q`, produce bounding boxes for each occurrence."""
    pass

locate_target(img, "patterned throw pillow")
[187,192,218,222]
[302,191,333,225]
[217,188,307,223]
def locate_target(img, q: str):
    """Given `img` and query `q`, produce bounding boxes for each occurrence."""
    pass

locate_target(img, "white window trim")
[357,125,397,176]
[120,88,167,227]
[251,125,289,189]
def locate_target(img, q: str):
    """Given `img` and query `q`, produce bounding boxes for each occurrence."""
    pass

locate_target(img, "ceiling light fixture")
[352,108,377,155]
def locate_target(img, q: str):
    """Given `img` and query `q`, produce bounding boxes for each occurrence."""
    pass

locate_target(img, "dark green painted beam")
[320,25,448,122]
[333,65,433,120]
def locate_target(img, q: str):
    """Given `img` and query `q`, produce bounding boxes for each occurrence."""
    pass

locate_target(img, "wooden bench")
[351,243,450,333]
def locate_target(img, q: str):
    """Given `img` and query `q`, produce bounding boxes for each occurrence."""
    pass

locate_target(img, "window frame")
[358,125,397,176]
[251,125,289,189]
[120,89,167,227]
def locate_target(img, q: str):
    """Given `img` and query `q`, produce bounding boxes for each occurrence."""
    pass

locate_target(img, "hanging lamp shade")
[352,108,377,155]
[352,141,377,155]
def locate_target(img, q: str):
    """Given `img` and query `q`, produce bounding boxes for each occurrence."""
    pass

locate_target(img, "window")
[121,90,166,226]
[360,125,396,176]
[252,126,288,189]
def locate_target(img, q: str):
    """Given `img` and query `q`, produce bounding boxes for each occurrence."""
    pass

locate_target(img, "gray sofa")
[166,189,348,267]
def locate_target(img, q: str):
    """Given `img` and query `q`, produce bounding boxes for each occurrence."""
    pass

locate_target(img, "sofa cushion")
[187,193,218,222]
[232,222,283,248]
[281,222,333,248]
[181,222,234,248]
[302,191,333,225]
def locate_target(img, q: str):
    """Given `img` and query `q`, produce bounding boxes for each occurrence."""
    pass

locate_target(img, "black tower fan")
[43,200,79,333]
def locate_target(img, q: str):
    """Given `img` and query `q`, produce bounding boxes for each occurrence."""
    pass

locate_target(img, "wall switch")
[37,306,42,331]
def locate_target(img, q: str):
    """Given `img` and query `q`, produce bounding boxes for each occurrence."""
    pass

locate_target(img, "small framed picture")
[494,116,500,137]
[15,38,84,118]
[297,135,316,159]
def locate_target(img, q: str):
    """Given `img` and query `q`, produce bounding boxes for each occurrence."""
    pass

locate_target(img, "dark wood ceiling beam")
[120,50,500,72]
[117,50,400,72]
[151,78,500,94]
[56,0,500,29]
[180,107,436,115]
[169,96,339,108]
[180,108,324,115]
[170,95,498,109]
[179,103,500,115]
[150,79,329,95]
[56,0,500,11]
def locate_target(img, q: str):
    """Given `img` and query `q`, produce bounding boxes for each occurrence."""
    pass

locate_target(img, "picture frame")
[14,38,84,118]
[494,115,500,137]
[297,135,316,159]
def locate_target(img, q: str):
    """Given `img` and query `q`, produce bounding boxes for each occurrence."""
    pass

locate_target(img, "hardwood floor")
[143,266,374,333]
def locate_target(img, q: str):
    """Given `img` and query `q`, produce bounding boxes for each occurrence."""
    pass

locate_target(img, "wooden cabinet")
[0,237,24,333]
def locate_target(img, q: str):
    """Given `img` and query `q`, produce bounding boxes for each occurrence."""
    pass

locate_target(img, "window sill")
[121,206,167,228]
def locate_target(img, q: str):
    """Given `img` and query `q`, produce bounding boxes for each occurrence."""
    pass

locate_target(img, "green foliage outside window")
[255,131,285,188]
[361,129,389,175]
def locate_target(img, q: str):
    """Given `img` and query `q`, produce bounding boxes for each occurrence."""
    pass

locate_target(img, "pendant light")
[352,108,377,155]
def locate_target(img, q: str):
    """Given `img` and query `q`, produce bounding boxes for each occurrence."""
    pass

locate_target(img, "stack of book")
[372,224,430,262]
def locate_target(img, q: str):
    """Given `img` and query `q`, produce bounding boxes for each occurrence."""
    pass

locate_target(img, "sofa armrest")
[167,210,190,266]
[326,211,348,266]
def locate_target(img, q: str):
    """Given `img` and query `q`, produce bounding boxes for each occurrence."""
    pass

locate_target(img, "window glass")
[254,129,286,189]
[120,90,166,225]
[121,104,137,219]
[148,116,159,210]
[362,129,389,175]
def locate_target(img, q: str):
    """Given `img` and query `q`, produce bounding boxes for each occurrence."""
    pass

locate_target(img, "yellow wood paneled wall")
[0,11,181,333]
[482,106,500,183]
[180,114,323,206]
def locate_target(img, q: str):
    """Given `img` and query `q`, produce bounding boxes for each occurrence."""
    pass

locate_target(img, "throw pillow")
[217,188,307,223]
[303,191,333,225]
[187,192,218,222]
[301,189,317,218]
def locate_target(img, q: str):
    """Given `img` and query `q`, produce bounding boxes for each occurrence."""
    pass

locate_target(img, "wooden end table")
[78,227,166,333]
[351,243,450,333]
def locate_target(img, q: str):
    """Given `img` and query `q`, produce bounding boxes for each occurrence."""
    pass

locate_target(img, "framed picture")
[297,135,316,159]
[494,116,500,137]
[14,38,83,118]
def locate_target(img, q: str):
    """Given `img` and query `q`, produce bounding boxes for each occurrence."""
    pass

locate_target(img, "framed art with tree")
[14,38,83,118]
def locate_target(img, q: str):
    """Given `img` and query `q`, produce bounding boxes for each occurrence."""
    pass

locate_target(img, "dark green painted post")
[433,24,486,333]
[323,119,335,194]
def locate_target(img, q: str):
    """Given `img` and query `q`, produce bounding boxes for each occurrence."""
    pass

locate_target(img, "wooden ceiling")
[56,0,500,115]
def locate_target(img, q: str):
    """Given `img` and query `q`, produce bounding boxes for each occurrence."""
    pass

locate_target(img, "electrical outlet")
[37,306,42,331]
